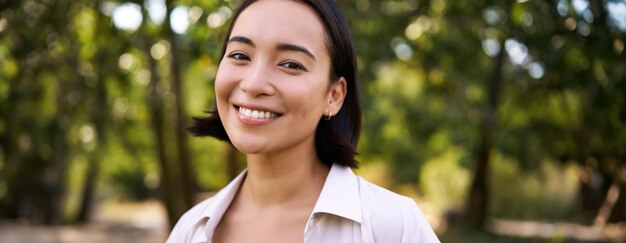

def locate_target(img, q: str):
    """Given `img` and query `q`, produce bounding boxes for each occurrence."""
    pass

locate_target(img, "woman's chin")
[232,140,266,155]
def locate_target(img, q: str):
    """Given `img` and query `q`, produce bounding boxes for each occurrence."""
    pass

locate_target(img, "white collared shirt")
[167,164,440,243]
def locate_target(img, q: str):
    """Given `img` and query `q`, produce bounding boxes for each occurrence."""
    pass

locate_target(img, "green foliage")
[489,153,578,220]
[419,148,578,221]
[420,147,471,216]
[1,0,625,229]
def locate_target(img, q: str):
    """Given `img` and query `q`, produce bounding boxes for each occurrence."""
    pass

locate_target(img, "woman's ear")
[326,77,347,117]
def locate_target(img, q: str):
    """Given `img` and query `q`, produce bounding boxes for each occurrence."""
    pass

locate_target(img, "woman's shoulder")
[356,176,418,213]
[356,176,440,243]
[180,196,215,222]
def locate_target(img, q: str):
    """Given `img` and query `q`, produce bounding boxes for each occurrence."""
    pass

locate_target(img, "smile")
[238,106,281,119]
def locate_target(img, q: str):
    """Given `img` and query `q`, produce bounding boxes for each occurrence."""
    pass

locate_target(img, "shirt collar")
[311,163,362,223]
[198,169,248,242]
[195,163,363,241]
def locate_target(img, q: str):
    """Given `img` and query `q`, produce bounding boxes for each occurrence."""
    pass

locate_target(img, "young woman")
[167,0,439,242]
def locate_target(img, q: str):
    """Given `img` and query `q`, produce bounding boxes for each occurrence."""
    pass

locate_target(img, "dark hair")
[189,0,361,168]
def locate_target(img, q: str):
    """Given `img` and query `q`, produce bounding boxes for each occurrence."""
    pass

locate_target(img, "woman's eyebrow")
[228,35,255,47]
[228,35,316,61]
[276,43,316,61]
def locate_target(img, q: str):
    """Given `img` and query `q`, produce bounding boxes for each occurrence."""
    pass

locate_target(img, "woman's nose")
[239,63,275,97]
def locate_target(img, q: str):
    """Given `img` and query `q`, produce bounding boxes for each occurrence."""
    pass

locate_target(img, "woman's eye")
[279,61,306,71]
[228,52,250,61]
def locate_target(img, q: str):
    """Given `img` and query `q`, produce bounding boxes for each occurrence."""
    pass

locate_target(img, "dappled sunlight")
[94,200,167,230]
[490,153,579,220]
[2,0,626,242]
[112,3,142,32]
[420,147,471,217]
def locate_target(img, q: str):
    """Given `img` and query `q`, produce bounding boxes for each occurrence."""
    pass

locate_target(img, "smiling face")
[215,0,346,156]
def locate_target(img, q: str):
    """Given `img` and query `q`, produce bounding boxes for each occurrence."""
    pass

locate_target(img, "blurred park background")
[1,0,626,242]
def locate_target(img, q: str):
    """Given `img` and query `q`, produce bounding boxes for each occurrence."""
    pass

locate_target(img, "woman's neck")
[239,142,330,208]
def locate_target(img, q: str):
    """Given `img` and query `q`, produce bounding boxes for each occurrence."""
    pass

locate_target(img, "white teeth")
[238,106,278,119]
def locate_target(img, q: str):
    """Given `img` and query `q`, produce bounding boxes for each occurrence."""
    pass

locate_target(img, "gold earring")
[325,111,332,121]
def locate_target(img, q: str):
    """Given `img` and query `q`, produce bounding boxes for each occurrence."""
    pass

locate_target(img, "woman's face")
[215,0,344,155]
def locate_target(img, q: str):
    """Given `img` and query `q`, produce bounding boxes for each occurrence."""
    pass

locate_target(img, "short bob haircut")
[189,0,361,168]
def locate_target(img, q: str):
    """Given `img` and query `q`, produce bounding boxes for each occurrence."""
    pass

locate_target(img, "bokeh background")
[1,0,625,242]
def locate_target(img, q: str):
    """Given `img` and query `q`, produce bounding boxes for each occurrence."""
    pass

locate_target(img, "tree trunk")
[46,6,82,222]
[608,178,626,222]
[76,79,108,223]
[137,9,185,228]
[46,83,70,225]
[603,165,626,223]
[0,57,24,220]
[560,87,604,223]
[165,0,195,210]
[578,0,615,225]
[76,156,98,223]
[593,166,622,227]
[577,164,604,223]
[76,0,107,223]
[147,42,182,229]
[465,43,505,228]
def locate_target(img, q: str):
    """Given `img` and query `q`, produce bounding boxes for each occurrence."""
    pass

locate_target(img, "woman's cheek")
[215,65,239,100]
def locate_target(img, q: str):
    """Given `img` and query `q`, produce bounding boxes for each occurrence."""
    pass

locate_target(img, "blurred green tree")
[0,0,624,233]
